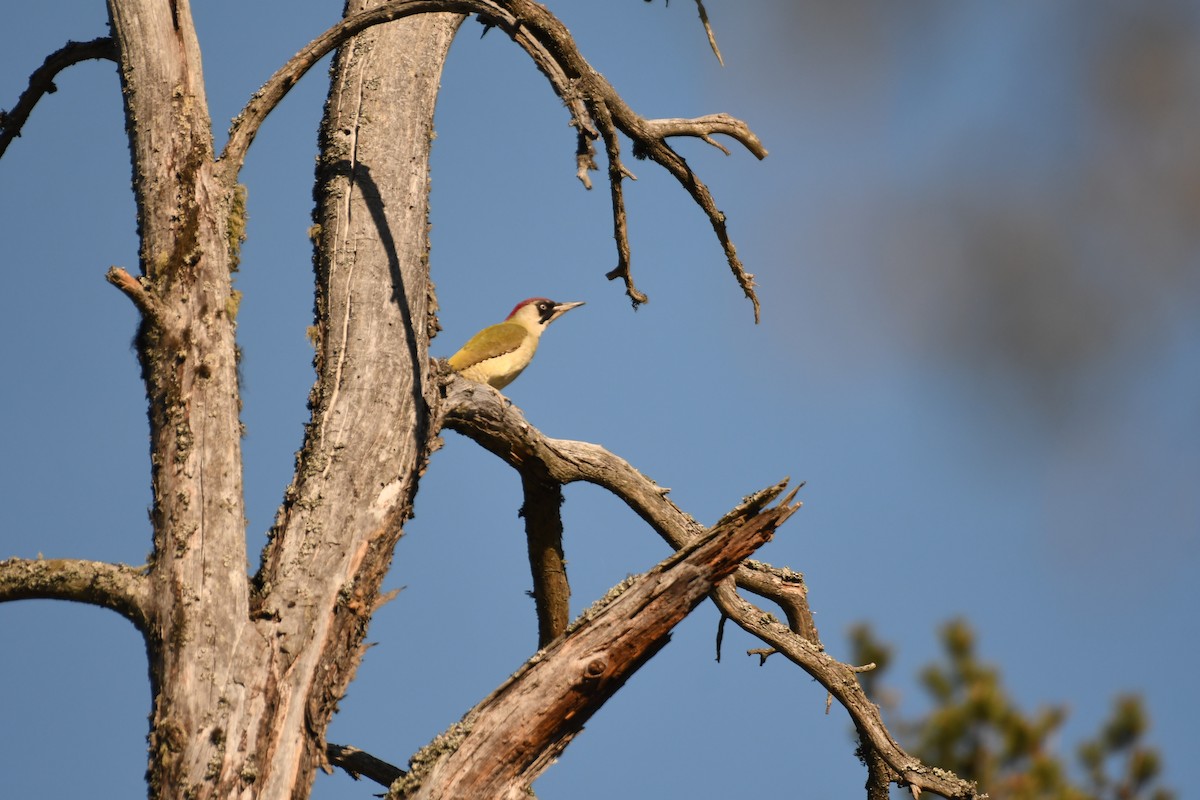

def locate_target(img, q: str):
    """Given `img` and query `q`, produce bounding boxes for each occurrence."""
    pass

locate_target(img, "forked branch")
[438,368,817,640]
[217,0,764,316]
[497,0,767,318]
[0,37,117,159]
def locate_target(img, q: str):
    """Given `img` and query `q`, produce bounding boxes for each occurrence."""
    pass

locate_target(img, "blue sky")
[2,2,1197,798]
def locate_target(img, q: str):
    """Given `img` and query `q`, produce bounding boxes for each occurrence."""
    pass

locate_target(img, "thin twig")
[593,99,647,308]
[715,612,728,662]
[693,0,724,66]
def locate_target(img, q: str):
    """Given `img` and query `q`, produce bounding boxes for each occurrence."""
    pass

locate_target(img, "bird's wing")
[447,322,527,371]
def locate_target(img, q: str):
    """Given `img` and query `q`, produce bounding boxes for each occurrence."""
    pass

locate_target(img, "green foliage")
[848,620,1173,800]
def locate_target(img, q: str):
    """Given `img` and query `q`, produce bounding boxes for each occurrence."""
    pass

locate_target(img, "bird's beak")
[549,301,585,321]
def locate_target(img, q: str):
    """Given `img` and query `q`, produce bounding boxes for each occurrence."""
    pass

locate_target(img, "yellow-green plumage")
[447,322,536,389]
[447,298,584,390]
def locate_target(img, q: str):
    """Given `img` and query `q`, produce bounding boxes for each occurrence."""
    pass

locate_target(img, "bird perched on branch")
[448,297,585,389]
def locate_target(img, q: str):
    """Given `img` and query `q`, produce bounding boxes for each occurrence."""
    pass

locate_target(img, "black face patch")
[537,300,557,324]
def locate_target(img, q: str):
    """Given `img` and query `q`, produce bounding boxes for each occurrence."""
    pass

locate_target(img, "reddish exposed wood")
[398,497,795,799]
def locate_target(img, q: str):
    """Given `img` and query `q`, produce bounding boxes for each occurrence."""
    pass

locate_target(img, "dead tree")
[0,2,981,798]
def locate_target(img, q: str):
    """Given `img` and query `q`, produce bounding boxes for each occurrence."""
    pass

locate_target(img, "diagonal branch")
[438,368,818,640]
[393,489,793,798]
[641,0,725,66]
[436,367,980,799]
[692,0,725,66]
[0,37,117,159]
[708,582,977,799]
[0,557,151,632]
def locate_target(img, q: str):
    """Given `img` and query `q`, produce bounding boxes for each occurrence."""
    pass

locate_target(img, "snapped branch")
[0,37,117,160]
[692,0,724,66]
[0,557,151,632]
[394,489,792,798]
[326,743,405,788]
[106,266,161,321]
[436,367,980,799]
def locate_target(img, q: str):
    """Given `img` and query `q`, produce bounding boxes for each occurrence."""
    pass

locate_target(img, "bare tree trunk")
[105,0,254,795]
[104,0,460,796]
[248,8,463,797]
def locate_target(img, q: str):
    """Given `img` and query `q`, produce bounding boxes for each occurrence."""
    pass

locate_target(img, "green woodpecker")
[448,297,585,389]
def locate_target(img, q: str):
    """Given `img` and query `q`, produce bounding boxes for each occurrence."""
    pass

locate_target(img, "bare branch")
[437,368,980,799]
[709,581,979,799]
[219,0,762,316]
[395,491,792,798]
[519,473,570,646]
[640,0,723,66]
[593,100,648,308]
[645,113,767,159]
[497,0,767,319]
[438,368,817,639]
[0,37,116,159]
[0,557,151,632]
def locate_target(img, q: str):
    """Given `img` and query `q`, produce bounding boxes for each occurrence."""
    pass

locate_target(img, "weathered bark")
[245,8,463,797]
[106,1,254,796]
[103,0,462,796]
